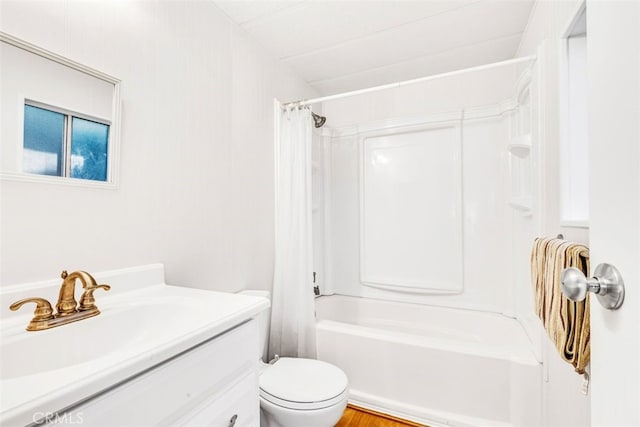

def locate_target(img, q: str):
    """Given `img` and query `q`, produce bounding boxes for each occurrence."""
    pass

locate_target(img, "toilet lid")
[260,357,348,410]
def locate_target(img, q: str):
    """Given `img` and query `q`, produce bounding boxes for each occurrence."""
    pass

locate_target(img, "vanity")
[0,264,269,426]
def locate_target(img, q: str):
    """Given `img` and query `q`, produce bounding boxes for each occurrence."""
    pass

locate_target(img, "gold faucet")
[9,270,111,331]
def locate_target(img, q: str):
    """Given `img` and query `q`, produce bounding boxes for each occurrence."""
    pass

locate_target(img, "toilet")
[240,291,349,427]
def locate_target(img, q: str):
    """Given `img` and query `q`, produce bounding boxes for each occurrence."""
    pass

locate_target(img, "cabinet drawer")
[54,320,259,426]
[178,372,259,427]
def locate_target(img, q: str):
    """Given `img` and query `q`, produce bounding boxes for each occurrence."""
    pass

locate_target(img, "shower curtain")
[269,107,316,359]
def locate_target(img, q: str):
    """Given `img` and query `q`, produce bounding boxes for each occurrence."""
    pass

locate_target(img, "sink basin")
[1,319,138,380]
[0,302,172,379]
[0,264,270,426]
[0,295,224,380]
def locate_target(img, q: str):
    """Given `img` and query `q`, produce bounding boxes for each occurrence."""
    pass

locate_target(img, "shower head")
[311,112,326,128]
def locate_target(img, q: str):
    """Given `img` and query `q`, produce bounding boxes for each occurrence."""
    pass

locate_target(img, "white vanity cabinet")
[48,320,259,427]
[1,265,269,426]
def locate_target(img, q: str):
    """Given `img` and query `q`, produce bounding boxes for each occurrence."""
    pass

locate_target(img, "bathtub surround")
[360,122,463,294]
[302,59,545,426]
[270,107,316,359]
[531,237,590,374]
[318,61,531,313]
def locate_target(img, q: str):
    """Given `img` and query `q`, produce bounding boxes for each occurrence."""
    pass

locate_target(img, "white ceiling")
[215,0,535,96]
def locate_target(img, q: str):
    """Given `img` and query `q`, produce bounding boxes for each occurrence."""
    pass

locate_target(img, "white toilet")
[240,291,349,427]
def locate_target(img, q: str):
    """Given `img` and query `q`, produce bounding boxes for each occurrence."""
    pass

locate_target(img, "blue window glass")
[70,117,109,181]
[23,105,65,176]
[22,103,110,182]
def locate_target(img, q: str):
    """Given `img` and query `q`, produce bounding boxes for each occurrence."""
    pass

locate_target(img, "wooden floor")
[335,405,426,427]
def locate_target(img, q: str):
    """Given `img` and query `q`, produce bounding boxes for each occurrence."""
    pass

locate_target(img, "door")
[587,1,640,425]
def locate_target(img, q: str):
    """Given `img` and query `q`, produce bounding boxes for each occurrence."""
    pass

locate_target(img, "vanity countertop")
[0,264,269,426]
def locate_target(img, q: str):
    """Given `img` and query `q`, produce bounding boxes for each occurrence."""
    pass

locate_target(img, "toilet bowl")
[239,291,349,427]
[259,357,348,427]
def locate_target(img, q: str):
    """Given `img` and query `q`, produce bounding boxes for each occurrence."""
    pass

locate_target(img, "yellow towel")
[531,237,590,374]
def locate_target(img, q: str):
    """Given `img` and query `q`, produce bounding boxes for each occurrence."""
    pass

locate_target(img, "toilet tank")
[238,290,271,362]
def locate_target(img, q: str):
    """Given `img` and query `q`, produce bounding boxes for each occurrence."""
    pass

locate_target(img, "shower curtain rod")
[281,55,536,108]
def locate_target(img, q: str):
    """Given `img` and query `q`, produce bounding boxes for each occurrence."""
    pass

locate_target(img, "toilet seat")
[259,357,348,410]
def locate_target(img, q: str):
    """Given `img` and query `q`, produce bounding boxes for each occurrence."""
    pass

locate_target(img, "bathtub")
[315,295,542,427]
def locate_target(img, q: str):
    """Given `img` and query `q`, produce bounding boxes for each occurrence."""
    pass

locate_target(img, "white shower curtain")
[269,107,316,360]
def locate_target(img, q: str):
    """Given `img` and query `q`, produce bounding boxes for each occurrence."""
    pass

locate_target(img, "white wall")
[0,1,316,290]
[516,1,591,426]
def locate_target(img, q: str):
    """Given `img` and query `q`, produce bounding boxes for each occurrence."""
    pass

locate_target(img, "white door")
[587,1,640,425]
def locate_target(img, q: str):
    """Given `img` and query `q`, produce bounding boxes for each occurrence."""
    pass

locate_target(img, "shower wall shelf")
[509,196,533,216]
[508,63,533,217]
[508,134,532,158]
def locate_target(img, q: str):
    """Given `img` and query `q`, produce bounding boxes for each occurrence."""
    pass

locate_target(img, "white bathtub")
[315,295,542,427]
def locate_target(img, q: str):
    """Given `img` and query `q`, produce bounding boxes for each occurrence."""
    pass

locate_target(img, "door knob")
[561,263,625,310]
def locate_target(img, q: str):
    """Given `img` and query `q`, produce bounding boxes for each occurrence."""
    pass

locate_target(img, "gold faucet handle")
[78,284,111,312]
[10,298,55,331]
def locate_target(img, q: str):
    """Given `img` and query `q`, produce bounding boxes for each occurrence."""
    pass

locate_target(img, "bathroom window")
[23,103,109,182]
[560,4,589,227]
[1,33,120,187]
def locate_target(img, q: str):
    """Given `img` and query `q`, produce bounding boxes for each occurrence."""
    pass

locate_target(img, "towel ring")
[561,263,625,310]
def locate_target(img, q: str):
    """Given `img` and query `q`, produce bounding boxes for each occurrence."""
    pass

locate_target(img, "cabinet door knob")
[228,414,238,427]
